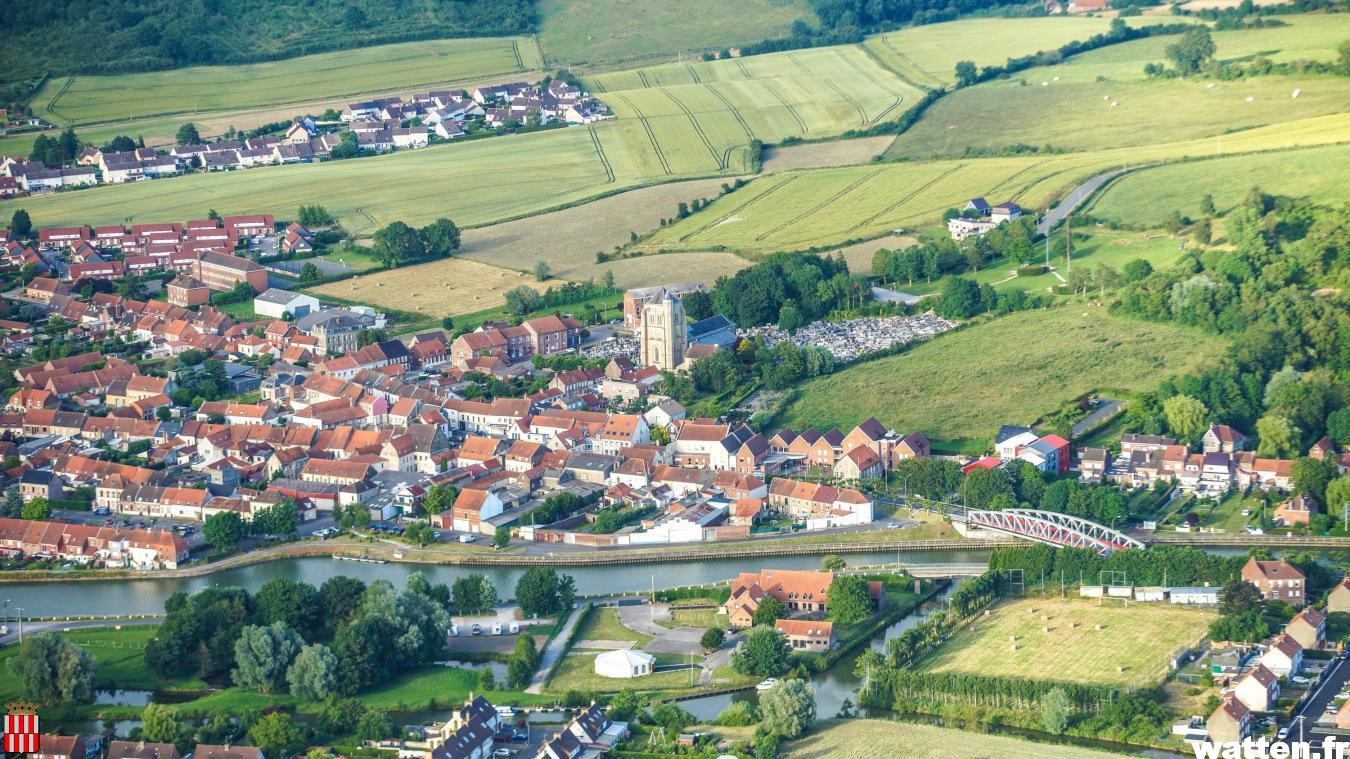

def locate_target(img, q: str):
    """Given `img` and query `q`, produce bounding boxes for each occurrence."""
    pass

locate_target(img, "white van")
[509,621,520,634]
[492,623,503,635]
[449,623,459,637]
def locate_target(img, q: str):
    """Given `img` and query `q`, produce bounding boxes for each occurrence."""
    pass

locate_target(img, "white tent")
[594,649,655,679]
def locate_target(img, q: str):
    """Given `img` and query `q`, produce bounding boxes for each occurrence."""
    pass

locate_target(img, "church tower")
[639,288,686,371]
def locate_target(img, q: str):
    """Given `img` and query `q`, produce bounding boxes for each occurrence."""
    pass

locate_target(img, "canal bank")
[0,550,996,617]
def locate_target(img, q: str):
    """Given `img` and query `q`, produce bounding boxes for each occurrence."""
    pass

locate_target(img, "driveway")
[525,607,582,694]
[1037,167,1133,236]
[616,603,707,656]
[1071,398,1121,438]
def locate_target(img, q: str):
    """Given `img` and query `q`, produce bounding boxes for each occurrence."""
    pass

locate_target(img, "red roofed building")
[775,618,836,651]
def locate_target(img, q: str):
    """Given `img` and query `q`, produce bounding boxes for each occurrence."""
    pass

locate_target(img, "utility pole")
[15,606,24,644]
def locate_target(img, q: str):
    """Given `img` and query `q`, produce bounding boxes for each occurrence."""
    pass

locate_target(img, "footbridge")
[952,507,1143,555]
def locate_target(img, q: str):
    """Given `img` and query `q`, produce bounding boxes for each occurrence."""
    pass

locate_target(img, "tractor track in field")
[869,94,908,125]
[660,87,726,170]
[735,60,753,80]
[851,164,965,231]
[686,65,702,84]
[753,169,884,242]
[706,85,755,141]
[676,175,800,243]
[612,92,672,175]
[760,80,807,134]
[511,40,524,69]
[588,126,615,183]
[787,53,814,76]
[823,78,867,127]
[43,76,75,124]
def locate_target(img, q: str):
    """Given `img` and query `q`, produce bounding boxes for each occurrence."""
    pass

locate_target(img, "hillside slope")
[0,0,533,83]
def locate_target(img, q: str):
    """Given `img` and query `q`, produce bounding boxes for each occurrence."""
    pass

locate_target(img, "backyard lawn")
[916,597,1214,688]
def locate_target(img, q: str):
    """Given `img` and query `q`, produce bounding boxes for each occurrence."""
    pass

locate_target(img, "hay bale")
[1041,615,1050,621]
[1245,96,1255,102]
[1009,635,1017,642]
[1095,624,1104,630]
[1043,626,1051,633]
[1116,665,1124,673]
[1011,643,1018,652]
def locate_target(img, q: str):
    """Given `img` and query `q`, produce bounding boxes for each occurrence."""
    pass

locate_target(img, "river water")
[0,549,993,617]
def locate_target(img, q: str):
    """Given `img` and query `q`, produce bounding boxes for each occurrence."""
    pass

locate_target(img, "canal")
[0,549,993,617]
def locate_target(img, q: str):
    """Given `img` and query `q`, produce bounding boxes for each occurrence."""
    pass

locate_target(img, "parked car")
[1291,676,1311,685]
[459,534,475,543]
[471,624,482,635]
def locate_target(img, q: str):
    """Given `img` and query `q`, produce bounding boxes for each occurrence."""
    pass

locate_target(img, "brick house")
[1241,557,1306,605]
[775,618,836,652]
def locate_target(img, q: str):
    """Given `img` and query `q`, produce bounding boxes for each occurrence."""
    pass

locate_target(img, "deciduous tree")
[759,679,815,738]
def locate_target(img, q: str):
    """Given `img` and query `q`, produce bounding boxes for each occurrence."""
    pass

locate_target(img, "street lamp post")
[14,606,24,644]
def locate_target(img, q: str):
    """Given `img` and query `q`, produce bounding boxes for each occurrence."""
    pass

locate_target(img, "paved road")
[1036,167,1133,236]
[0,617,160,647]
[524,606,582,694]
[1292,654,1350,750]
[1071,398,1121,438]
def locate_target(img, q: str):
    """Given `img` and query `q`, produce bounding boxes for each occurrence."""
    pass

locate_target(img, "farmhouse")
[775,618,836,652]
[723,568,882,627]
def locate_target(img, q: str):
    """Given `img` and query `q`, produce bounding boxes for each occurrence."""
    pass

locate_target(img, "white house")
[255,289,321,319]
[1258,634,1304,678]
[994,425,1038,460]
[1232,664,1280,712]
[594,649,654,679]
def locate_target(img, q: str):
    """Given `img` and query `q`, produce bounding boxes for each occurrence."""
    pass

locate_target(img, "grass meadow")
[536,0,812,67]
[915,597,1214,688]
[1087,144,1350,226]
[34,37,543,127]
[862,16,1144,87]
[777,306,1224,451]
[886,14,1350,159]
[789,719,1132,759]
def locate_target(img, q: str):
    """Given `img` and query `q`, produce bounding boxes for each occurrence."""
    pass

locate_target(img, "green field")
[638,111,1350,254]
[588,44,925,175]
[0,626,206,703]
[537,0,813,66]
[34,37,543,127]
[789,719,1131,759]
[893,229,1189,299]
[574,607,654,645]
[887,14,1350,159]
[916,597,1214,688]
[2,125,623,230]
[1088,144,1350,226]
[862,16,1153,87]
[778,306,1225,451]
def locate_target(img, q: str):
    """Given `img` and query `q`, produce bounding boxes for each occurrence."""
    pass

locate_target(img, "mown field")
[34,36,543,127]
[307,257,541,317]
[1087,144,1350,226]
[887,14,1350,159]
[587,45,925,176]
[788,719,1131,759]
[536,0,813,66]
[760,136,895,172]
[916,597,1214,688]
[777,306,1224,451]
[638,111,1350,254]
[862,16,1149,88]
[455,176,734,280]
